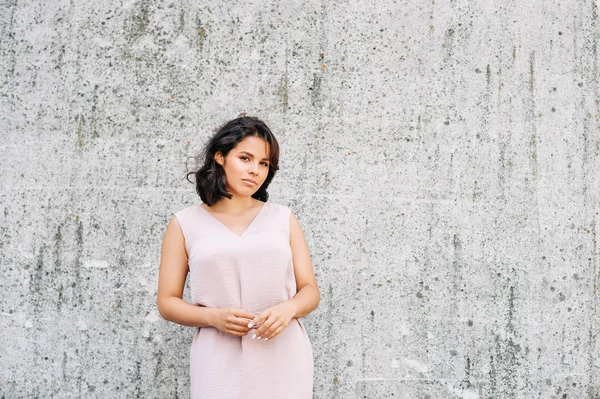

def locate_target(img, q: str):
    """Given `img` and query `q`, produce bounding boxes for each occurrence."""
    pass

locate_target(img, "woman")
[157,116,320,399]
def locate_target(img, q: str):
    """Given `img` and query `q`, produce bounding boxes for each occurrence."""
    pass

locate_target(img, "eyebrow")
[239,151,269,161]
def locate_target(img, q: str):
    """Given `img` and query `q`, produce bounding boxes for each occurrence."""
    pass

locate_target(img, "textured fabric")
[174,201,314,399]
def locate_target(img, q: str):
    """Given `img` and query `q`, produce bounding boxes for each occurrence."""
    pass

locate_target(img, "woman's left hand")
[248,301,297,341]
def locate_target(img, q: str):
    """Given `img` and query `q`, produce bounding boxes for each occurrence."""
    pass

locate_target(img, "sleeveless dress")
[174,201,314,399]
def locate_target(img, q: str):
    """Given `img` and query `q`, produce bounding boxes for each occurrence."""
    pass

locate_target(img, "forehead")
[233,135,270,157]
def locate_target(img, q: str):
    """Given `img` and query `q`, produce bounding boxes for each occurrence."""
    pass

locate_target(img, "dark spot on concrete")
[442,28,455,59]
[450,349,458,356]
[346,360,353,366]
[309,73,322,108]
[277,77,289,109]
[30,245,46,312]
[558,292,565,301]
[75,220,84,305]
[444,120,450,125]
[453,234,461,250]
[529,51,535,92]
[76,114,85,149]
[475,68,482,73]
[489,355,498,396]
[416,291,423,298]
[178,9,185,35]
[559,31,562,35]
[462,356,472,388]
[551,107,556,112]
[134,360,142,397]
[124,0,151,43]
[467,319,473,326]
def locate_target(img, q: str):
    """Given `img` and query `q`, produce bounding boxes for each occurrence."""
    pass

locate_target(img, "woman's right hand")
[210,308,256,337]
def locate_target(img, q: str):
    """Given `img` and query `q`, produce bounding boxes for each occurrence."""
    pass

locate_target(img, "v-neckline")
[198,202,267,238]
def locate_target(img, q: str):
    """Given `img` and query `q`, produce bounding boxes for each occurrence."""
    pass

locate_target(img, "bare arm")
[248,211,320,340]
[156,216,216,327]
[287,211,321,318]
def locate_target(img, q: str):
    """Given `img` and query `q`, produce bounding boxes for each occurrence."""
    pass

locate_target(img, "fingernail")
[257,336,261,340]
[264,338,268,341]
[252,334,256,339]
[248,323,253,328]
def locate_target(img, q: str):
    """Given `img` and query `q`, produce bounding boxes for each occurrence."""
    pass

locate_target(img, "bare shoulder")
[173,204,199,219]
[163,214,187,257]
[167,214,182,230]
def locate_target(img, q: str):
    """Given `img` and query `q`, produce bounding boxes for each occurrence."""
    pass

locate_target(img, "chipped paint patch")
[144,310,161,323]
[82,259,109,269]
[402,357,429,373]
[446,382,480,399]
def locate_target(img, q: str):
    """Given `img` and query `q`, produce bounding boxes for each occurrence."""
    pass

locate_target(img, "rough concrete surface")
[1,0,599,398]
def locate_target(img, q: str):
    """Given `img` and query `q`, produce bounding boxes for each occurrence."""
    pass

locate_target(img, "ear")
[214,152,224,166]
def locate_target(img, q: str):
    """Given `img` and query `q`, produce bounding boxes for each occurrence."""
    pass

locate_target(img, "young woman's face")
[216,135,271,198]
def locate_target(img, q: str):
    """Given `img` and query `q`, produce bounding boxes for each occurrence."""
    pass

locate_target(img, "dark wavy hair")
[185,116,280,206]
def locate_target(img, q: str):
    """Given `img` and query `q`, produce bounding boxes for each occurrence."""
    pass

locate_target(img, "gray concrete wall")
[1,0,599,397]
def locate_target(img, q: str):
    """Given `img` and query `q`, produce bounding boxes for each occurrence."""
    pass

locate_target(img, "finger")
[231,317,253,329]
[248,311,269,329]
[254,316,276,338]
[262,320,282,340]
[227,322,251,333]
[264,324,285,341]
[226,314,249,329]
[227,329,247,337]
[233,308,257,320]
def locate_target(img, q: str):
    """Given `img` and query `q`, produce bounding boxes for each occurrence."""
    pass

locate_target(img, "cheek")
[261,168,270,180]
[227,159,245,174]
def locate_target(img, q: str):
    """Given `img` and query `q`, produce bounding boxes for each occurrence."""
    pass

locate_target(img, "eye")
[260,162,269,167]
[240,156,249,161]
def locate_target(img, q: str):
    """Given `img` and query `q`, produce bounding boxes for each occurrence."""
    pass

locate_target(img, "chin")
[233,187,258,197]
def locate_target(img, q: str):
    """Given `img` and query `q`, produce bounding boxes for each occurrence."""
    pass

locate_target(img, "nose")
[249,161,259,175]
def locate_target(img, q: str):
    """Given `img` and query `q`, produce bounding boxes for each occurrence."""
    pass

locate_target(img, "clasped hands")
[211,300,296,341]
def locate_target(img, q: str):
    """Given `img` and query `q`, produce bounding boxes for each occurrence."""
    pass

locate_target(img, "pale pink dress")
[174,201,314,399]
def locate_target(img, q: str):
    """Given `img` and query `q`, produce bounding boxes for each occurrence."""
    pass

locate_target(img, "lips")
[242,179,257,185]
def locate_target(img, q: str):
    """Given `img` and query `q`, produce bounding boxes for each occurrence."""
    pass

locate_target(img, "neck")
[210,195,258,213]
